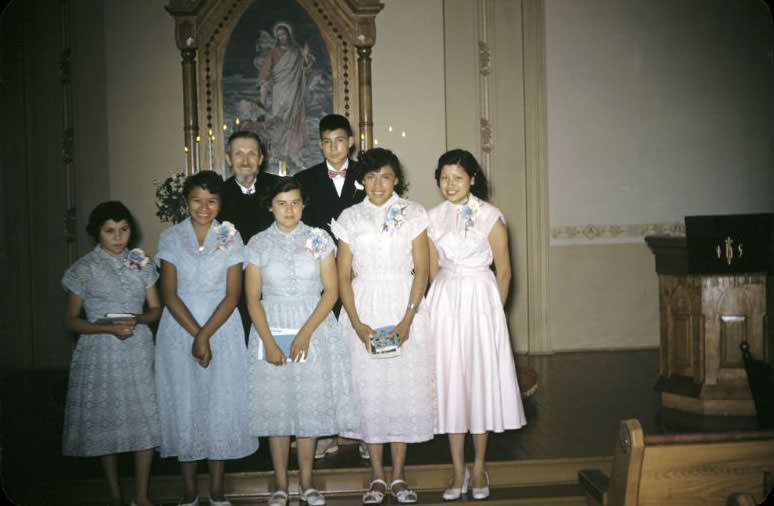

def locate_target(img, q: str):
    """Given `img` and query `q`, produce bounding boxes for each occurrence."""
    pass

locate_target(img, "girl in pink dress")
[425,149,526,501]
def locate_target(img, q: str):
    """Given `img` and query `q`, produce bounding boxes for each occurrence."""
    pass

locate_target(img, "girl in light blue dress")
[245,178,358,506]
[155,171,259,506]
[62,201,160,506]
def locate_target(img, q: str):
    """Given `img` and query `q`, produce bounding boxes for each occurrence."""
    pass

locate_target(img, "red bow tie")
[328,167,347,179]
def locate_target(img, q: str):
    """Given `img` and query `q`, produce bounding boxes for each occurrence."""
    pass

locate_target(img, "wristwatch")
[407,302,418,312]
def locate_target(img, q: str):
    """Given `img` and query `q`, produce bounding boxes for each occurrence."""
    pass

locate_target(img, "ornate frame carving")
[166,0,383,174]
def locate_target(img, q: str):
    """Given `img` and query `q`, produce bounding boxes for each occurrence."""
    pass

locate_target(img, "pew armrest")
[578,469,609,506]
[726,493,757,506]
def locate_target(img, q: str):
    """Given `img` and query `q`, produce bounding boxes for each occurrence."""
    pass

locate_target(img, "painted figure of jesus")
[257,22,314,170]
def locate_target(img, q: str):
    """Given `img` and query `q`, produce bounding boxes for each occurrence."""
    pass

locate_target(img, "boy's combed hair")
[357,147,408,196]
[318,114,353,138]
[183,170,224,198]
[86,201,139,247]
[434,149,489,201]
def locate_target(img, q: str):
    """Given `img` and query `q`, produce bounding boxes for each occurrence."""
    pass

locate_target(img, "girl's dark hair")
[86,201,139,247]
[264,176,310,208]
[183,170,224,198]
[434,149,489,200]
[357,147,408,196]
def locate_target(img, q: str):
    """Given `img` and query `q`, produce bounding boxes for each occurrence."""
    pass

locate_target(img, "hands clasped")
[110,320,136,340]
[192,333,211,368]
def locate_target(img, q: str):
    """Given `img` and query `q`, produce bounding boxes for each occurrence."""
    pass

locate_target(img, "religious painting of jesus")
[222,0,333,176]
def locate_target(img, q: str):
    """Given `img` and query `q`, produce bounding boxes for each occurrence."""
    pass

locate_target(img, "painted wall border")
[551,221,685,245]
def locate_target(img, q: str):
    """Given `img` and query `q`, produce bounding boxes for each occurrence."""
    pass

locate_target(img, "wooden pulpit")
[646,213,773,426]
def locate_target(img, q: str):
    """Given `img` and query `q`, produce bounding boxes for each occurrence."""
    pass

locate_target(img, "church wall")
[101,1,182,256]
[545,0,774,351]
[371,0,447,210]
[59,0,772,358]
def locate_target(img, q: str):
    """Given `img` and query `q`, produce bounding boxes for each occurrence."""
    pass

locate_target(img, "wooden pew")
[578,419,774,506]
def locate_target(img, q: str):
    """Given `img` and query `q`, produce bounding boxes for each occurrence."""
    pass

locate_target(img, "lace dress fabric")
[245,222,359,437]
[425,197,526,434]
[330,193,436,443]
[61,246,161,456]
[155,218,259,461]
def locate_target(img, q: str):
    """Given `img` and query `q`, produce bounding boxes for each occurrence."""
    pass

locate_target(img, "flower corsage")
[123,248,150,270]
[459,196,482,232]
[215,221,237,250]
[382,203,409,232]
[305,228,329,258]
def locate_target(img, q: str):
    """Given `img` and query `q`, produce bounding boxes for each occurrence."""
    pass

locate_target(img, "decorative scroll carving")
[478,40,491,76]
[480,117,493,153]
[476,0,493,177]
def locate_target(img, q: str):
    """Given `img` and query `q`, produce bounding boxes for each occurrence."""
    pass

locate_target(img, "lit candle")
[184,145,190,174]
[235,117,240,126]
[195,135,201,173]
[208,128,214,171]
[278,160,287,177]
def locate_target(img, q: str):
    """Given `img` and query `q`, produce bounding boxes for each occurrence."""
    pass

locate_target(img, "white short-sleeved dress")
[425,196,526,434]
[330,193,436,444]
[245,222,359,437]
[155,218,259,461]
[61,245,161,456]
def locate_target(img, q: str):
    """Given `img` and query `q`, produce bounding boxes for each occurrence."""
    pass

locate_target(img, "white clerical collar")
[238,182,256,195]
[325,158,349,176]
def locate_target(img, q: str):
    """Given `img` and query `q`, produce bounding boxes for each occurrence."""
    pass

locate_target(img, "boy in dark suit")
[296,114,366,460]
[296,114,365,238]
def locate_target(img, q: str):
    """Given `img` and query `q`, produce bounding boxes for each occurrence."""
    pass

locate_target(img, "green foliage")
[154,171,188,224]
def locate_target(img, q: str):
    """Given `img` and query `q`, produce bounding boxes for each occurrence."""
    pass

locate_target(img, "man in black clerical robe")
[217,131,279,244]
[217,130,278,339]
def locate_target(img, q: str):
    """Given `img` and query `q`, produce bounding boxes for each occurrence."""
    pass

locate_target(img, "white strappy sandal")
[268,490,289,506]
[300,488,326,506]
[389,479,418,504]
[362,478,387,504]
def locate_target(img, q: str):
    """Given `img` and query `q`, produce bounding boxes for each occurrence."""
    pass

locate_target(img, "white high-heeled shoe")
[471,472,490,500]
[442,467,470,501]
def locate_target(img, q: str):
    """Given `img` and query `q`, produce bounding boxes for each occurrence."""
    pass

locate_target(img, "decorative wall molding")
[551,222,685,241]
[477,0,494,176]
[522,0,552,353]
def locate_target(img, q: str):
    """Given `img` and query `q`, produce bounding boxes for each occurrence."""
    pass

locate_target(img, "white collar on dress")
[363,192,399,210]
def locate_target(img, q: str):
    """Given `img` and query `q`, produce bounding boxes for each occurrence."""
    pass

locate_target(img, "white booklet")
[94,313,136,325]
[256,327,307,363]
